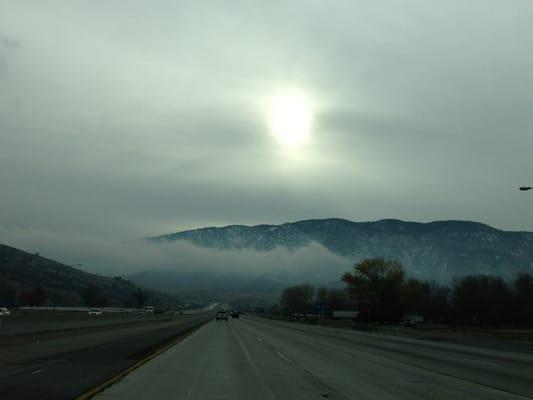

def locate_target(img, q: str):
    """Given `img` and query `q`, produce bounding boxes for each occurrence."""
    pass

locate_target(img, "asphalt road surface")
[96,315,533,400]
[0,314,211,399]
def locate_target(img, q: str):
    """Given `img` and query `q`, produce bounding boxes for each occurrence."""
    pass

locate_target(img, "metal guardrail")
[17,303,219,314]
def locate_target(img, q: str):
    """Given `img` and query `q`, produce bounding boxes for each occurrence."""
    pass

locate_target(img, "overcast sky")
[2,1,533,260]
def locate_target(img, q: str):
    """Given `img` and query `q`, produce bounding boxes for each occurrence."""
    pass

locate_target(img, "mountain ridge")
[147,218,533,282]
[151,218,504,239]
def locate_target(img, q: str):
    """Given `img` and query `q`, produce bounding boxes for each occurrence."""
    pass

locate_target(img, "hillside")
[149,218,533,282]
[0,243,180,308]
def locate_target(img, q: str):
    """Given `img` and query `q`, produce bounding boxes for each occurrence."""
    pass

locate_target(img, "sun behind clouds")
[268,92,312,147]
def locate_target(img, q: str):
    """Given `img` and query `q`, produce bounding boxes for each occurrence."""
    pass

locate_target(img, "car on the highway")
[88,308,103,316]
[215,310,229,321]
[403,314,424,327]
[0,307,11,316]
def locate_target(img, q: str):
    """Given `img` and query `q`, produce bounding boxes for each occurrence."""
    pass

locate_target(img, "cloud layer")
[2,1,533,271]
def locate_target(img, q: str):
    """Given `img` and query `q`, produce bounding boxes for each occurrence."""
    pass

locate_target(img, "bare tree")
[133,288,149,309]
[342,258,405,322]
[280,284,315,314]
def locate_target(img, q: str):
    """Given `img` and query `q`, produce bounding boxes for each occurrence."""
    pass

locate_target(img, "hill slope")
[0,243,179,308]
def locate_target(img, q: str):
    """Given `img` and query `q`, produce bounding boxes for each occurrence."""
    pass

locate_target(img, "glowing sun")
[268,94,312,146]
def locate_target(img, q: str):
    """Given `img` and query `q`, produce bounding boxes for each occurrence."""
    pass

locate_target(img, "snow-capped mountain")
[149,218,533,281]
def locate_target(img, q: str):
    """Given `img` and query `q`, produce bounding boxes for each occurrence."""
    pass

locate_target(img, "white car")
[88,308,103,316]
[0,307,11,316]
[215,310,229,321]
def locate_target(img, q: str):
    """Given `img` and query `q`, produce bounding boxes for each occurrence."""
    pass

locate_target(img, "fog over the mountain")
[2,2,533,273]
[0,225,350,281]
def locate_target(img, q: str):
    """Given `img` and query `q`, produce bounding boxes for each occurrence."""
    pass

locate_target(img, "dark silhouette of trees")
[402,278,428,315]
[452,275,511,326]
[342,258,406,322]
[277,259,533,327]
[513,273,533,326]
[280,284,315,314]
[20,286,47,306]
[402,279,450,322]
[316,287,328,305]
[0,275,16,306]
[423,281,450,323]
[325,288,349,314]
[81,284,107,308]
[133,288,149,309]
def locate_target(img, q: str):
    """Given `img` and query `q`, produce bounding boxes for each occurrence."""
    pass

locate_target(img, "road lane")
[241,317,533,399]
[96,316,533,399]
[240,317,533,398]
[0,314,211,399]
[96,318,337,399]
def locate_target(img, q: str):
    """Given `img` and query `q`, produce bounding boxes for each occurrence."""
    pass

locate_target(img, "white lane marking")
[276,351,290,362]
[463,358,498,367]
[233,329,256,367]
[31,370,41,375]
[257,337,263,342]
[231,325,276,399]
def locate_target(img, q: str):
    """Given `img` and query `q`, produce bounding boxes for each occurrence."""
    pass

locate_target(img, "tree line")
[0,275,48,306]
[279,258,533,327]
[0,274,150,309]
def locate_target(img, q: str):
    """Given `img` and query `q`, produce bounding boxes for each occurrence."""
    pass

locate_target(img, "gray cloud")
[0,35,19,49]
[1,1,533,272]
[0,34,19,71]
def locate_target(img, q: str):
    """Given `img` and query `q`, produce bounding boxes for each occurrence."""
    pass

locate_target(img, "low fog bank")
[0,227,352,301]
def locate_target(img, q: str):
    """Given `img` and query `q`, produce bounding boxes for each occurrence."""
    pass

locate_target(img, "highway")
[0,314,212,399]
[95,315,533,400]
